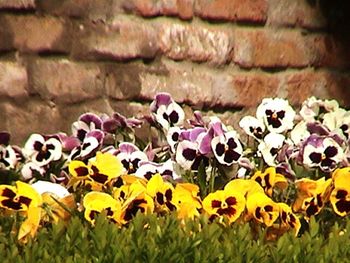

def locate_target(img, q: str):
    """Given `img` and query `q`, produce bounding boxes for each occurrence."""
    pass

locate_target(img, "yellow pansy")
[83,191,122,225]
[246,192,279,227]
[172,183,202,220]
[202,188,245,224]
[146,174,176,213]
[251,167,288,197]
[277,203,301,236]
[293,177,332,219]
[224,179,264,199]
[330,168,350,216]
[68,152,123,189]
[41,193,76,223]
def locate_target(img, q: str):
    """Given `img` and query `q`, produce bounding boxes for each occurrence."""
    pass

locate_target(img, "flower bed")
[1,93,350,258]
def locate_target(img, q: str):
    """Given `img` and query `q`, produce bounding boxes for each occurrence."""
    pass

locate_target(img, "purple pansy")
[23,134,62,166]
[150,93,185,131]
[72,112,103,141]
[102,112,143,134]
[69,130,104,161]
[299,134,344,172]
[116,142,148,174]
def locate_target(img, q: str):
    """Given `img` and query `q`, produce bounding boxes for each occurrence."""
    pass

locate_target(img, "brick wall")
[1,0,350,144]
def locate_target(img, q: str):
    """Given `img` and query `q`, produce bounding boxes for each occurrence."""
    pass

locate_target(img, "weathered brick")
[194,0,267,23]
[0,0,35,9]
[0,100,61,145]
[158,22,234,65]
[26,58,105,104]
[282,70,350,107]
[138,59,280,108]
[0,61,28,100]
[123,0,194,20]
[72,16,158,61]
[36,0,122,21]
[267,0,326,29]
[0,16,14,52]
[3,15,72,53]
[306,34,350,69]
[233,28,310,68]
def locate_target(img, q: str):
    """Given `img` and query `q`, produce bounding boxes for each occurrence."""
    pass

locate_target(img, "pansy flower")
[83,191,121,225]
[246,192,279,227]
[68,152,123,189]
[176,140,208,171]
[146,174,176,213]
[118,181,154,224]
[23,134,62,167]
[0,144,18,169]
[32,180,75,223]
[300,134,344,173]
[239,116,265,140]
[69,130,104,161]
[71,112,102,142]
[256,98,295,134]
[299,96,339,122]
[116,143,148,174]
[224,179,265,199]
[211,130,243,166]
[330,168,350,217]
[293,177,332,219]
[21,162,46,181]
[277,203,301,236]
[0,181,42,241]
[172,183,202,220]
[166,127,182,153]
[322,108,350,140]
[202,187,245,224]
[102,112,143,134]
[290,121,310,145]
[250,167,288,197]
[258,133,285,166]
[135,159,180,181]
[150,92,185,131]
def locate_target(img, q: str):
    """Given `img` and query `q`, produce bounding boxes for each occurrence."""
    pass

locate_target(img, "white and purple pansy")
[72,112,103,141]
[322,108,350,140]
[69,130,104,161]
[135,159,180,180]
[300,134,344,172]
[166,127,183,153]
[0,145,18,169]
[150,92,185,131]
[239,116,265,140]
[23,134,62,166]
[299,97,339,122]
[258,133,285,166]
[116,142,148,174]
[211,130,243,166]
[256,98,295,134]
[21,161,46,181]
[176,139,209,171]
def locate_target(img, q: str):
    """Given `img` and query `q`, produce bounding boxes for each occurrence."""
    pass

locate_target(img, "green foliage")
[1,213,350,262]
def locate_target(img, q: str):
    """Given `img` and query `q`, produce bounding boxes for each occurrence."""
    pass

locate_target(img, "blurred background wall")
[1,0,350,144]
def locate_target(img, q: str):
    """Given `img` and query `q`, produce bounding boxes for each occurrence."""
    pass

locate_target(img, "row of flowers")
[1,93,350,242]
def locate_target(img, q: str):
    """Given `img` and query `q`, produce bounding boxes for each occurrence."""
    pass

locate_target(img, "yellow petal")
[18,206,41,242]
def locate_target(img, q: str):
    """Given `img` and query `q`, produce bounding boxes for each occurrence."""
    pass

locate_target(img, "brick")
[0,100,61,145]
[0,17,13,52]
[158,22,234,65]
[282,70,350,107]
[233,28,310,68]
[0,61,28,100]
[123,0,194,20]
[306,34,350,69]
[138,59,280,108]
[36,0,122,21]
[26,58,105,104]
[0,0,35,9]
[194,0,267,23]
[267,0,326,29]
[72,16,158,61]
[3,15,72,53]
